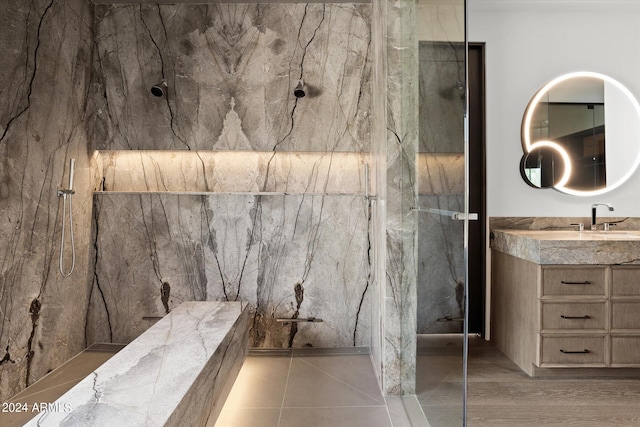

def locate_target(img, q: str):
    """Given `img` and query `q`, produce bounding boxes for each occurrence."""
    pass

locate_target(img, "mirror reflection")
[521,145,567,189]
[520,72,640,195]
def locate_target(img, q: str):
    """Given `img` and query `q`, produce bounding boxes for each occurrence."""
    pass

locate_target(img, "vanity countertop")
[491,229,640,265]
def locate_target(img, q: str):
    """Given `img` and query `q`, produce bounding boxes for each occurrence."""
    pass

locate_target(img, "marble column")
[371,0,419,395]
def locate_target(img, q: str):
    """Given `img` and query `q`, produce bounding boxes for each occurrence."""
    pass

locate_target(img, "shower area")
[0,0,471,425]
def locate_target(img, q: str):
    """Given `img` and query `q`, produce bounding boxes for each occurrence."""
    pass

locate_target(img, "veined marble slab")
[89,3,371,152]
[417,194,464,333]
[0,0,96,401]
[24,301,249,427]
[87,193,371,349]
[491,229,640,265]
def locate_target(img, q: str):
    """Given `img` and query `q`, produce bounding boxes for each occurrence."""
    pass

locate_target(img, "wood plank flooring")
[417,335,640,426]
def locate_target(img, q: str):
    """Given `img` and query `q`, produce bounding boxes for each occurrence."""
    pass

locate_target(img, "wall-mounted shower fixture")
[362,162,378,202]
[294,79,306,98]
[151,80,167,97]
[276,317,323,324]
[57,158,76,277]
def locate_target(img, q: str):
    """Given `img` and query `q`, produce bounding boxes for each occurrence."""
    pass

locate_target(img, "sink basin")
[502,229,640,240]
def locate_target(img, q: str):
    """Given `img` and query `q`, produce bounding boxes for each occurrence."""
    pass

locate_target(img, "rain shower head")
[151,80,167,97]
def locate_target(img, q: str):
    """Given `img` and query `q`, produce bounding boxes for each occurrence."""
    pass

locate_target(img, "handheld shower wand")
[68,158,75,191]
[58,158,76,277]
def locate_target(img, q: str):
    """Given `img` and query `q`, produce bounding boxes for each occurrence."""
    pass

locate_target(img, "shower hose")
[59,192,76,277]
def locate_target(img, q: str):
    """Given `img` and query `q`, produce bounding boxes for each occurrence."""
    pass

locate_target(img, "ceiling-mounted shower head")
[151,80,167,97]
[294,79,306,98]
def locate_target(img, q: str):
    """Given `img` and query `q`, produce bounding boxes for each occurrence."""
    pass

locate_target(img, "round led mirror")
[520,72,640,196]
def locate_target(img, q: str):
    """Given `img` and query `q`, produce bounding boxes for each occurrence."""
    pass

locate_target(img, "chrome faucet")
[591,203,614,230]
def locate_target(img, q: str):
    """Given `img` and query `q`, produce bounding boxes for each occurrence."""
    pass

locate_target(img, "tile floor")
[9,336,637,426]
[213,353,394,427]
[0,344,123,427]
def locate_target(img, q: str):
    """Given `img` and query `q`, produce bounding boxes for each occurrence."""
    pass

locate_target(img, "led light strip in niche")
[93,150,370,195]
[522,71,640,196]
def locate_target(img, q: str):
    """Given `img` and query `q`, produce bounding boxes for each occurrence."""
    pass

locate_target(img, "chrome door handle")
[452,212,478,221]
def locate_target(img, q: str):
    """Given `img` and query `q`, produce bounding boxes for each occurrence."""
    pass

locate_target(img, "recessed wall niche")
[94,150,368,194]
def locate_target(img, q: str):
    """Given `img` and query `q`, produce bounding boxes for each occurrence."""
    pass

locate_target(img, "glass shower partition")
[414,0,470,425]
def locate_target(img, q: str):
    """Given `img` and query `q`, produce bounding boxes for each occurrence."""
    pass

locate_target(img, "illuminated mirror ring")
[521,71,640,196]
[521,140,572,188]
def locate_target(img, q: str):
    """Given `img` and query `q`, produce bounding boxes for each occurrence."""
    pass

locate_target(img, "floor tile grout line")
[294,356,386,404]
[382,395,395,426]
[276,355,294,427]
[8,377,87,402]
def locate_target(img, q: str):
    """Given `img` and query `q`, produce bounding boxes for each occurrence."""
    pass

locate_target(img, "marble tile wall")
[417,195,465,333]
[416,0,465,43]
[85,3,375,352]
[0,0,426,402]
[418,41,465,153]
[0,0,95,401]
[416,40,465,334]
[88,193,371,349]
[86,3,372,153]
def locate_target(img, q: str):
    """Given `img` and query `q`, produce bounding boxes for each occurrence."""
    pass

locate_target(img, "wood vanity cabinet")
[491,251,640,376]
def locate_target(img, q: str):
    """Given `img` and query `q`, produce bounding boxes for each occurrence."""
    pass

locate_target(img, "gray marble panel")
[417,152,464,195]
[88,193,371,349]
[380,0,418,395]
[417,194,465,334]
[0,0,381,404]
[0,0,94,401]
[418,41,465,153]
[87,3,371,152]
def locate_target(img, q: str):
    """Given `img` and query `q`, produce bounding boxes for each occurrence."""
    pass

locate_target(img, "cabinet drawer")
[612,267,640,297]
[541,302,606,331]
[540,336,605,365]
[611,336,640,365]
[612,302,640,330]
[542,267,606,297]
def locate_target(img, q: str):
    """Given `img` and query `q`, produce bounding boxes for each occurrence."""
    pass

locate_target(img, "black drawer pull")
[560,349,590,354]
[560,280,592,285]
[560,315,591,320]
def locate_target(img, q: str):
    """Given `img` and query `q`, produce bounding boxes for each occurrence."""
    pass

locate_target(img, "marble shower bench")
[24,301,249,427]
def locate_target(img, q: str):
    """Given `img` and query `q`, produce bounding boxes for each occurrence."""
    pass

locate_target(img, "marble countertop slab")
[24,301,248,427]
[491,229,640,265]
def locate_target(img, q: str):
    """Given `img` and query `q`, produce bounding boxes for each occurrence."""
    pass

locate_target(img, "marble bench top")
[25,301,248,426]
[491,229,640,265]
